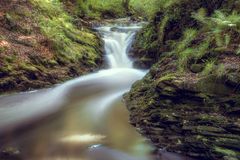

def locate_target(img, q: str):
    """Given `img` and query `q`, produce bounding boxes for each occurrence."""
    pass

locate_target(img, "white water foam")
[0,23,145,133]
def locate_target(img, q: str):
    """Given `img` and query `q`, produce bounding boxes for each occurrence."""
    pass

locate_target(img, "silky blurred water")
[0,22,154,160]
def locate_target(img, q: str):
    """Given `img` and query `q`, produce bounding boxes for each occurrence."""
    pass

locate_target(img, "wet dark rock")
[226,72,240,88]
[124,55,240,160]
[0,147,22,160]
[133,58,153,69]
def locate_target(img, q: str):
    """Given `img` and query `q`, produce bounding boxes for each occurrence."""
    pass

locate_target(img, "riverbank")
[0,0,106,94]
[125,0,240,159]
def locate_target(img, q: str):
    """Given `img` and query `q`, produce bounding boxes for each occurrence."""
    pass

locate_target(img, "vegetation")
[61,0,131,19]
[1,0,240,159]
[132,0,240,75]
[31,0,102,65]
[0,0,106,92]
[126,1,240,160]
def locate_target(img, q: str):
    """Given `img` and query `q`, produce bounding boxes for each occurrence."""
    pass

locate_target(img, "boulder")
[124,55,240,160]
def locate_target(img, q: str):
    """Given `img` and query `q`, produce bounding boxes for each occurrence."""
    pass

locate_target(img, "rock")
[124,55,240,160]
[190,64,204,73]
[130,0,230,69]
[0,146,22,160]
[226,72,240,87]
[133,58,153,69]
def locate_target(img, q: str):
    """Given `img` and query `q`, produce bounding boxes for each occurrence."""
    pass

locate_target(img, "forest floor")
[0,0,104,94]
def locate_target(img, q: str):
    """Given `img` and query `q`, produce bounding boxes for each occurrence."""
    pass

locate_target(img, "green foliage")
[175,28,198,54]
[0,35,5,40]
[0,47,7,53]
[19,63,38,72]
[29,0,102,67]
[201,59,216,76]
[130,0,159,18]
[172,9,240,73]
[75,0,128,19]
[130,0,179,19]
[177,48,195,72]
[193,10,240,49]
[216,64,226,78]
[214,147,239,157]
[135,24,156,50]
[237,48,240,55]
[156,73,177,83]
[158,16,170,44]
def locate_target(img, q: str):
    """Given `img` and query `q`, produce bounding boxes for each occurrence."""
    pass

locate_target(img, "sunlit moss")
[158,16,170,44]
[216,64,226,78]
[214,147,239,157]
[130,0,179,19]
[75,0,128,19]
[156,73,177,83]
[201,59,216,76]
[30,0,102,66]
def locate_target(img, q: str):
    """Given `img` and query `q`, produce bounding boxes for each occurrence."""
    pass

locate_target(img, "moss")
[30,0,102,69]
[214,147,239,157]
[196,126,225,133]
[0,46,7,53]
[156,73,177,83]
[190,64,204,73]
[4,55,17,63]
[19,63,38,72]
[157,16,170,44]
[67,0,129,19]
[201,59,216,76]
[48,60,58,66]
[197,114,226,124]
[5,12,21,22]
[135,24,156,50]
[132,0,240,73]
[216,64,226,78]
[0,35,5,40]
[0,65,13,73]
[126,1,240,160]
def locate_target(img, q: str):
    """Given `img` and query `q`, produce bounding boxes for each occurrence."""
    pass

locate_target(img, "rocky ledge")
[124,54,240,160]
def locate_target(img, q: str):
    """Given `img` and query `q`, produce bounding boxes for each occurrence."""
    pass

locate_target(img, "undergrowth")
[166,9,239,74]
[30,0,101,66]
[68,0,128,19]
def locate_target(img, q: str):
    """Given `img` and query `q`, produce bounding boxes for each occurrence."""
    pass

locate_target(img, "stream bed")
[0,22,155,160]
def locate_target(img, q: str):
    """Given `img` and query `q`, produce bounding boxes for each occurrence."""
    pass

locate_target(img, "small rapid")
[0,22,153,160]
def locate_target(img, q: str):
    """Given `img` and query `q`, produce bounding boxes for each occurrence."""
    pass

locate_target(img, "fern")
[175,28,198,53]
[236,48,240,55]
[202,60,216,76]
[178,48,195,72]
[216,64,226,78]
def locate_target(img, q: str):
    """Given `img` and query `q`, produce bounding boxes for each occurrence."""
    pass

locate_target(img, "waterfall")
[0,22,154,160]
[0,23,145,132]
[97,25,142,68]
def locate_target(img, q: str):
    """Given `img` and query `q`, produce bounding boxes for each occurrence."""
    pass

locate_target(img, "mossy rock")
[190,63,204,73]
[125,55,240,160]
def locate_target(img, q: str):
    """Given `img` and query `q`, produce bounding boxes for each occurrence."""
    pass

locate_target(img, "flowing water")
[0,22,154,160]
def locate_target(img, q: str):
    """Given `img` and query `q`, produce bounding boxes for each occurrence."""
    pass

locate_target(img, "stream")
[0,22,154,160]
